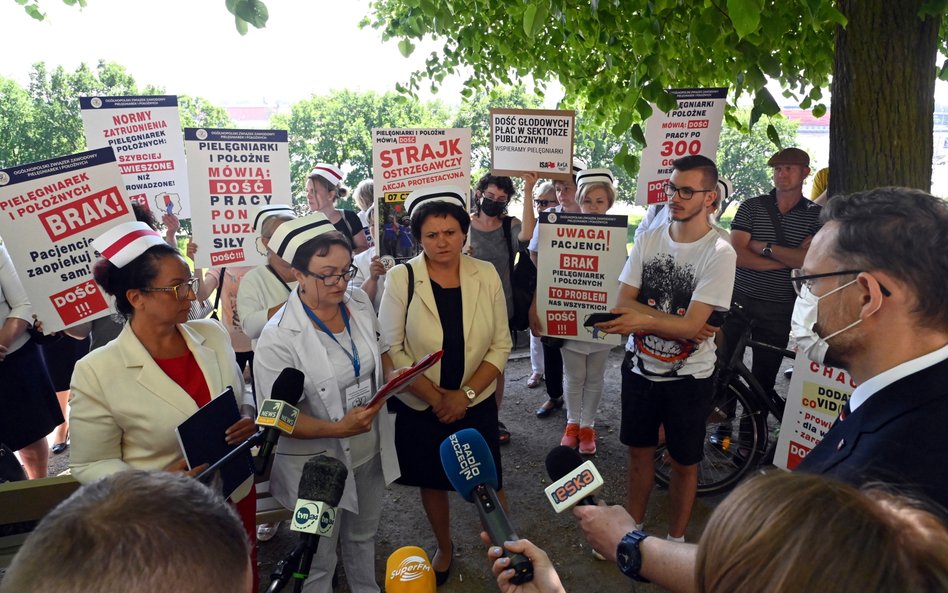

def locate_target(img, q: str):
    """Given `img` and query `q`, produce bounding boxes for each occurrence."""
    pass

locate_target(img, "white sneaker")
[257,522,279,542]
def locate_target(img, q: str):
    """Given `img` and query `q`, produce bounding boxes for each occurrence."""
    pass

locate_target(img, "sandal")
[526,373,543,388]
[498,421,511,445]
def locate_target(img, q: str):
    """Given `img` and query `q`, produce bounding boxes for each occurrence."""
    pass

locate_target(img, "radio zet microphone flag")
[544,445,604,513]
[439,428,533,585]
[385,546,435,593]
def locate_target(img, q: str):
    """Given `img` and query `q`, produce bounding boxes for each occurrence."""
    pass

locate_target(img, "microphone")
[254,368,305,475]
[544,446,604,512]
[267,455,348,593]
[385,546,435,592]
[439,428,533,584]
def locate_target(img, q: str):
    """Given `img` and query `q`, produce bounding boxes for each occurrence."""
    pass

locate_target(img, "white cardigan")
[253,287,400,514]
[69,320,245,489]
[378,253,512,411]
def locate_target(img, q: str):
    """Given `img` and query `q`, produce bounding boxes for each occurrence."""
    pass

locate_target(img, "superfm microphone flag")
[385,546,435,592]
[439,428,533,585]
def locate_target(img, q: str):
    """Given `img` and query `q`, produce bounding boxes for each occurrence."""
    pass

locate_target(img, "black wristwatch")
[761,242,773,258]
[616,530,651,583]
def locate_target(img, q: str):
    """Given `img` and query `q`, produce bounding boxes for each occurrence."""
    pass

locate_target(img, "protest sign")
[371,128,471,263]
[635,88,727,206]
[489,108,574,179]
[0,148,135,332]
[535,211,628,346]
[80,95,190,219]
[185,128,292,269]
[773,354,856,471]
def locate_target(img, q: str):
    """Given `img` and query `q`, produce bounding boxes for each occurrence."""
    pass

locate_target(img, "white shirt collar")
[848,343,948,412]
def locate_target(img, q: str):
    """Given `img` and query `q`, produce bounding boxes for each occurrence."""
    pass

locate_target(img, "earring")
[299,285,306,294]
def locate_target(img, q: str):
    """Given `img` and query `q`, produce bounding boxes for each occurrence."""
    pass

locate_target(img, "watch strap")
[616,530,651,583]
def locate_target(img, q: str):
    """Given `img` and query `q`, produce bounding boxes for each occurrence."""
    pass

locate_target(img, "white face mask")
[790,278,870,365]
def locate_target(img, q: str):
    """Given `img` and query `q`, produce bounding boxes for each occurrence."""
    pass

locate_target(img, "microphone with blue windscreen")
[439,428,533,584]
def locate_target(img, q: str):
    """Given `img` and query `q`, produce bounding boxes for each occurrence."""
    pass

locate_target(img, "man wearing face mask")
[573,187,948,593]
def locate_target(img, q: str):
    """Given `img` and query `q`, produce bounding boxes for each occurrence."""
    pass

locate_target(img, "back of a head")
[821,187,948,330]
[1,471,251,593]
[695,472,948,593]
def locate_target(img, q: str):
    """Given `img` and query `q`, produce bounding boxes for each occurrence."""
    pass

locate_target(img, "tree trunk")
[829,0,941,196]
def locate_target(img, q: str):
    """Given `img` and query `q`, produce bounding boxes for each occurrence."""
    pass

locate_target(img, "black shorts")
[619,355,713,466]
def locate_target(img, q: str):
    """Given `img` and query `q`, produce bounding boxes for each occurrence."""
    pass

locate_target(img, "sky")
[0,0,474,105]
[1,0,944,109]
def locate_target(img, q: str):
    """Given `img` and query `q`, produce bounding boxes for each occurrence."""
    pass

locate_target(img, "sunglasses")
[535,199,554,208]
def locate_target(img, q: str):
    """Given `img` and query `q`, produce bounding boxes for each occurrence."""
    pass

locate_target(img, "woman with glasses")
[254,213,400,593]
[68,220,258,578]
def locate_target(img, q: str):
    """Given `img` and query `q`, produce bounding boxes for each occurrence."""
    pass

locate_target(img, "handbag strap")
[403,262,414,325]
[501,216,515,284]
[761,195,787,246]
[212,267,226,313]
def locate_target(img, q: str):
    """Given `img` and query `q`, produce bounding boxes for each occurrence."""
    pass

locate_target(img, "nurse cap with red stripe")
[92,221,166,269]
[309,163,344,187]
[268,212,337,264]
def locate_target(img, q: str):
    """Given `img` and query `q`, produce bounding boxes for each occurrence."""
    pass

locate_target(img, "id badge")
[345,382,373,410]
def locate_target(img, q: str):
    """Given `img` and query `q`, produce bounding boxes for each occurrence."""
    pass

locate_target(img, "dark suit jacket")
[796,357,948,515]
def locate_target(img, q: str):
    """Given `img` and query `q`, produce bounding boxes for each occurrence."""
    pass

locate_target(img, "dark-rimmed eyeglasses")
[790,269,891,298]
[140,277,200,301]
[535,199,554,208]
[301,265,357,286]
[663,182,715,200]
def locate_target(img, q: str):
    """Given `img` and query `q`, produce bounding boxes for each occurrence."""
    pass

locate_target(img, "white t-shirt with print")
[618,225,736,380]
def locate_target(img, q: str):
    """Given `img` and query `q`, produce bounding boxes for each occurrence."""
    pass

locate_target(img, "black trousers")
[541,340,564,399]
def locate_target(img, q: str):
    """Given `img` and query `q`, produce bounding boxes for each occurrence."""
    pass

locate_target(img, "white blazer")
[379,253,512,411]
[253,287,400,514]
[69,320,245,489]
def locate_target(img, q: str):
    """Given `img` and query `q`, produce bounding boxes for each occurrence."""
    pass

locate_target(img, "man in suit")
[574,187,948,592]
[1,471,252,593]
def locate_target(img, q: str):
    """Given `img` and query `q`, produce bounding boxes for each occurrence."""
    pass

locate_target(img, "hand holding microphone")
[439,428,533,585]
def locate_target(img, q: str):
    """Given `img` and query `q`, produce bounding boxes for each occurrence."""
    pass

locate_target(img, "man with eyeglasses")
[575,187,948,591]
[597,154,736,543]
[721,147,822,399]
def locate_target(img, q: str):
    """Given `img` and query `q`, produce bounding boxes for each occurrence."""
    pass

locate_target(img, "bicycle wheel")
[654,379,769,496]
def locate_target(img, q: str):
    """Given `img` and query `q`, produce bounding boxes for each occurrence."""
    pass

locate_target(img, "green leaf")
[398,39,415,57]
[766,124,781,148]
[233,0,268,28]
[753,87,780,117]
[14,0,28,5]
[225,0,239,16]
[938,61,948,82]
[24,3,44,19]
[727,0,762,39]
[235,14,248,35]
[523,4,538,38]
[825,6,848,26]
[630,123,646,148]
[812,103,827,118]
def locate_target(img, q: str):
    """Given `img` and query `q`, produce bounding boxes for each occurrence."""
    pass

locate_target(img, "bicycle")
[653,304,796,496]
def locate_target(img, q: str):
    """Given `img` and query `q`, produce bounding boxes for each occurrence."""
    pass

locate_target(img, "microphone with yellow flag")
[385,546,436,592]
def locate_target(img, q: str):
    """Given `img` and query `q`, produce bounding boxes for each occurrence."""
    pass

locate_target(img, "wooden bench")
[0,473,290,569]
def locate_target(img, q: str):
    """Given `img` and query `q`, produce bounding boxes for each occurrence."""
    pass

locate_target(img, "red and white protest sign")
[80,95,190,219]
[635,88,727,206]
[535,212,628,346]
[185,129,292,268]
[774,353,857,471]
[371,128,471,262]
[0,148,135,332]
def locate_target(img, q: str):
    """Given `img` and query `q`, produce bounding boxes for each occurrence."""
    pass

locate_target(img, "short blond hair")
[696,472,948,593]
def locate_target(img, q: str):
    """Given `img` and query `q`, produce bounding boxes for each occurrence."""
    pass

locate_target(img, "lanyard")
[302,301,361,380]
